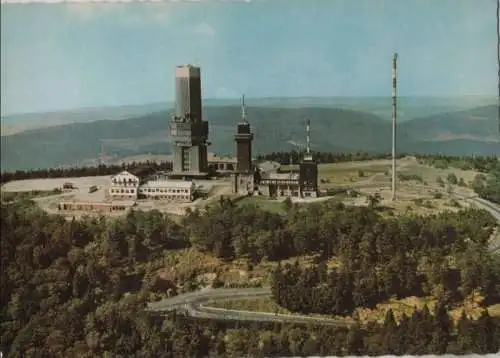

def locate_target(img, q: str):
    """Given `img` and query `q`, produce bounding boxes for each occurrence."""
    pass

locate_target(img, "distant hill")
[401,105,498,142]
[2,96,496,136]
[1,105,498,172]
[0,103,171,136]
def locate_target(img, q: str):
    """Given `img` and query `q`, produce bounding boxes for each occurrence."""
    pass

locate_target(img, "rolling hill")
[1,105,498,172]
[2,96,495,136]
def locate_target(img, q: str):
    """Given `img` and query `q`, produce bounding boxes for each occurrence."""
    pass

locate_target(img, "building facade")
[108,171,140,200]
[232,172,256,196]
[138,180,195,202]
[299,159,319,197]
[58,201,133,213]
[208,153,237,173]
[170,65,209,177]
[258,173,300,198]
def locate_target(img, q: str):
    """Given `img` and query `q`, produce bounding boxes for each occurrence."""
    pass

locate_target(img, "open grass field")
[236,196,288,214]
[1,188,63,201]
[317,156,479,191]
[1,176,111,193]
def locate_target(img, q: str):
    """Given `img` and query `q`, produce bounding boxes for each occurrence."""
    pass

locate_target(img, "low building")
[58,201,135,213]
[258,172,300,198]
[208,153,237,172]
[62,182,75,190]
[108,171,140,200]
[138,180,195,202]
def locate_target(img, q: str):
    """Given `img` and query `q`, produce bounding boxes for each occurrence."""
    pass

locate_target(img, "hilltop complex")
[54,65,319,214]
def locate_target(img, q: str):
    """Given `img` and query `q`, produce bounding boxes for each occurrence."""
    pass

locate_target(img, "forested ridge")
[2,189,500,356]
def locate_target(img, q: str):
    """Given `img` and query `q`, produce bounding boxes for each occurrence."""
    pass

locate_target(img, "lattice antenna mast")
[497,0,500,136]
[304,119,313,161]
[391,53,398,201]
[241,94,247,123]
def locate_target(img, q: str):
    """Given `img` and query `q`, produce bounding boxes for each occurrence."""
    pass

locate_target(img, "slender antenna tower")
[305,119,312,161]
[241,94,247,122]
[391,53,398,201]
[497,0,500,136]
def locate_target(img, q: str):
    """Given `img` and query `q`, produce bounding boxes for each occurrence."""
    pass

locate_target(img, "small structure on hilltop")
[62,182,75,190]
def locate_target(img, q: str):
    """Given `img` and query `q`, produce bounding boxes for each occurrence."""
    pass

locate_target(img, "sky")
[1,0,498,116]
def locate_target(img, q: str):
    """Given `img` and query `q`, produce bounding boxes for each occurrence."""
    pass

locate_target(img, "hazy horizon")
[1,0,498,116]
[1,95,497,119]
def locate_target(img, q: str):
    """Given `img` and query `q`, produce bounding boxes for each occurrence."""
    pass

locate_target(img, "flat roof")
[60,200,136,206]
[141,180,194,189]
[267,172,300,180]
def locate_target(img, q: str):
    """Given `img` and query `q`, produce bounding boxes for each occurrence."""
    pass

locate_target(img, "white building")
[108,171,140,200]
[138,180,195,202]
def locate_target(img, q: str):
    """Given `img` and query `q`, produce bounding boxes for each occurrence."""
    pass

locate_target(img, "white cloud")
[192,21,216,37]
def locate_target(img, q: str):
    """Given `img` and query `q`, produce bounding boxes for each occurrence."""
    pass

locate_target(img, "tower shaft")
[391,53,398,201]
[235,94,253,173]
[170,65,209,175]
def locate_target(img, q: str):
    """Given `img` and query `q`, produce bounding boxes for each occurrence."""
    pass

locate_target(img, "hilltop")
[1,105,498,172]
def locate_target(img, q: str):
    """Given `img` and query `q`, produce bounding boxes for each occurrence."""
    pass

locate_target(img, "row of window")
[110,189,135,194]
[143,195,191,201]
[58,204,127,211]
[139,188,189,194]
[111,179,138,185]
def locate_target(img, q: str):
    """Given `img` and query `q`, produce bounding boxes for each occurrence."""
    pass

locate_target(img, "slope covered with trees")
[2,153,500,356]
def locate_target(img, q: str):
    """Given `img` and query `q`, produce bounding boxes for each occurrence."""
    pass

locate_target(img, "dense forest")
[2,189,500,356]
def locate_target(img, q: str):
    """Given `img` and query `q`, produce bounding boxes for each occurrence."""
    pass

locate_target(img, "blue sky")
[1,0,498,116]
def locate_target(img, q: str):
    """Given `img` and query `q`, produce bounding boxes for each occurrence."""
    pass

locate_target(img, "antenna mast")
[241,94,247,122]
[305,119,312,161]
[497,0,500,136]
[391,53,398,201]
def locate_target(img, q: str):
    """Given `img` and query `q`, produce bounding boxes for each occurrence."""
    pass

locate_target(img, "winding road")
[146,287,354,326]
[146,187,500,326]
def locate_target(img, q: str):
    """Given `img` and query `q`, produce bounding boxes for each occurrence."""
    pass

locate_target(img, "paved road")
[146,286,354,326]
[146,190,500,325]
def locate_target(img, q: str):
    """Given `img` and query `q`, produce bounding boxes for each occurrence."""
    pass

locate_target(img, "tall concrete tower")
[234,95,254,173]
[170,65,209,177]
